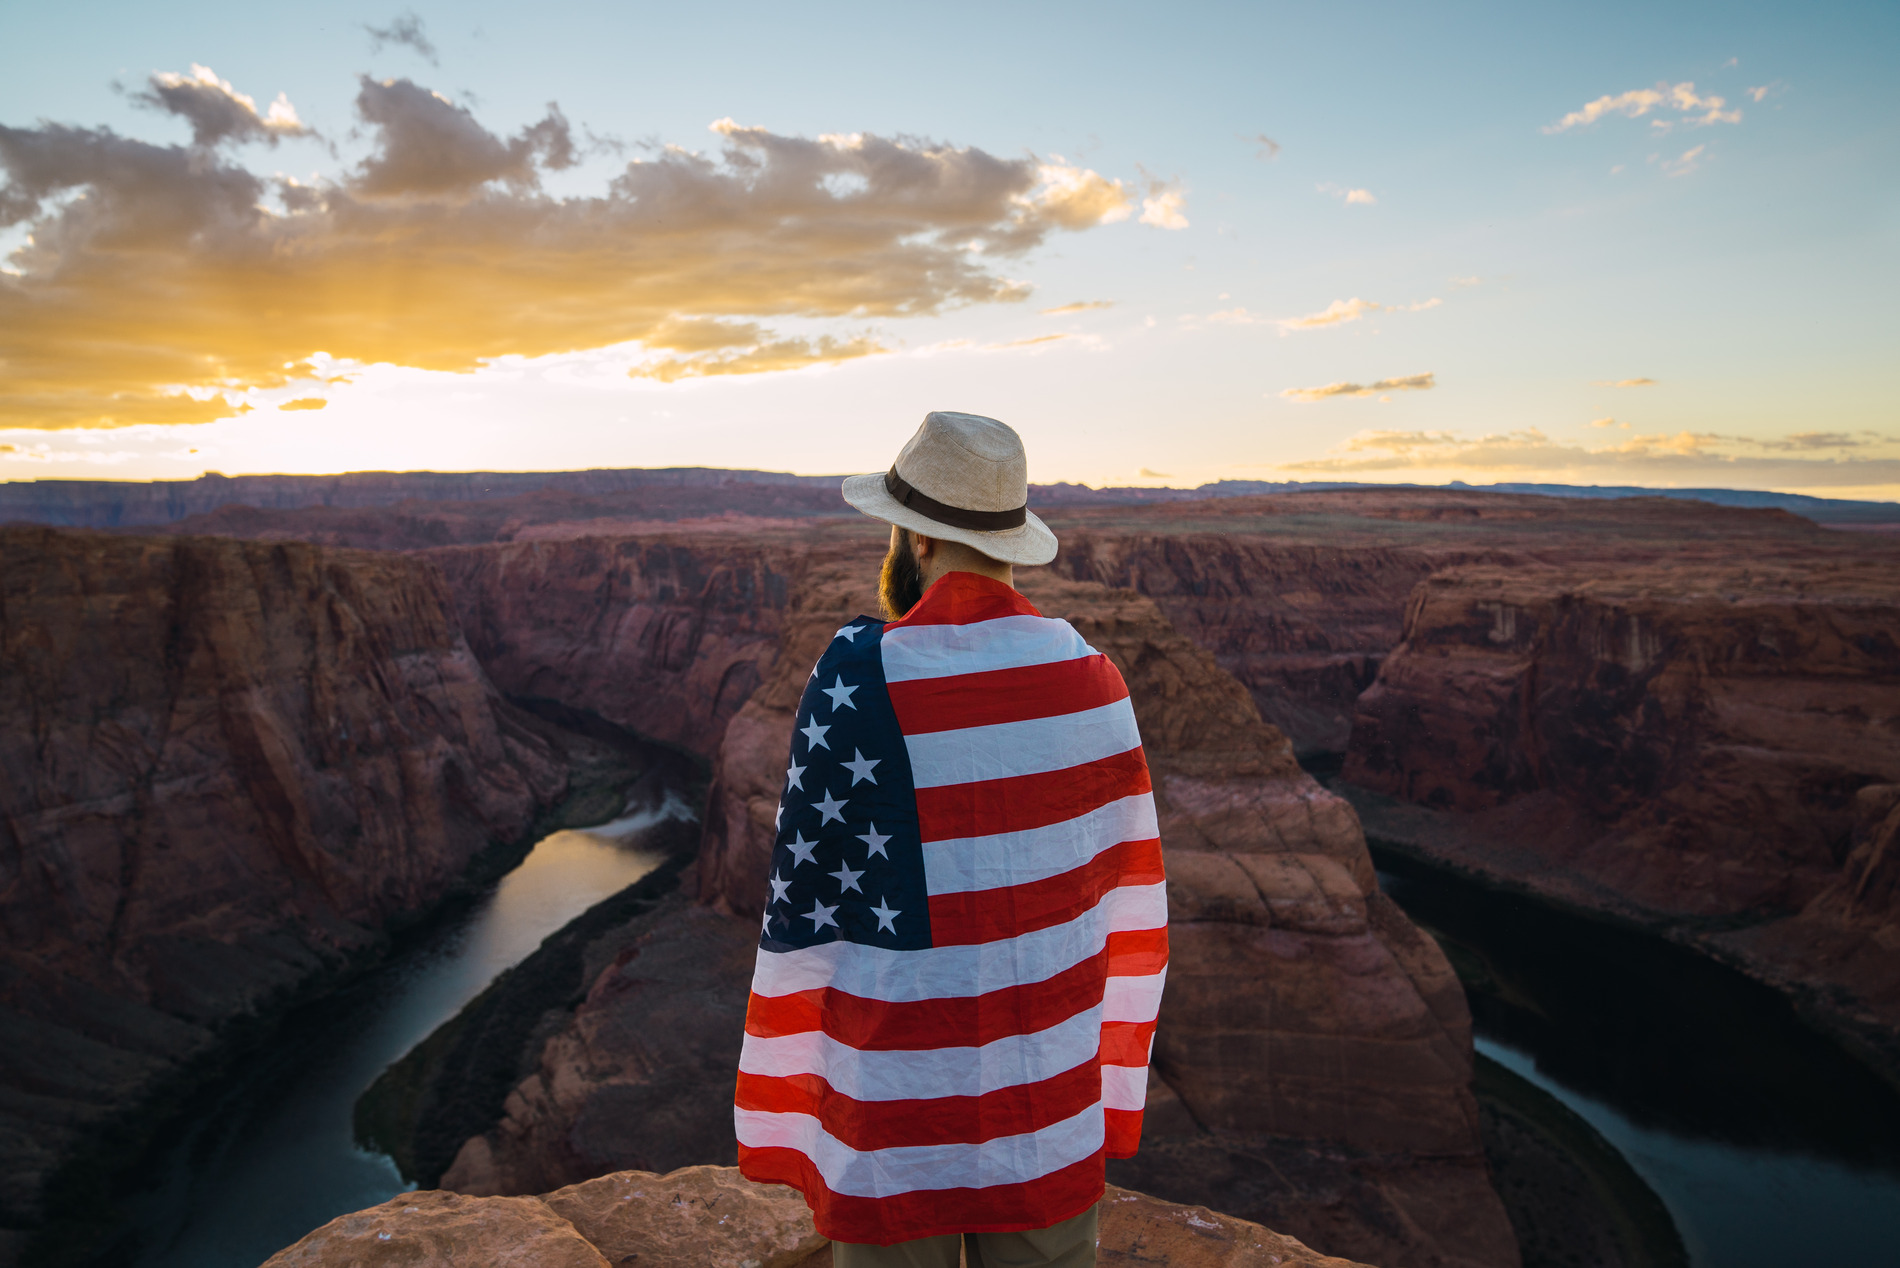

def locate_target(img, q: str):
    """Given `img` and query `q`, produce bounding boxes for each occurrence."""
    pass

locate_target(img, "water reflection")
[128,792,692,1268]
[1375,851,1900,1267]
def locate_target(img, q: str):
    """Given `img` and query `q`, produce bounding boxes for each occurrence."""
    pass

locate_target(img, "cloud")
[1277,296,1440,331]
[1139,467,1172,478]
[132,65,311,148]
[1544,81,1741,134]
[1249,134,1281,160]
[1659,144,1705,176]
[1139,188,1189,229]
[0,80,1140,428]
[279,397,328,410]
[1589,417,1626,428]
[1317,183,1376,205]
[365,12,440,65]
[1595,377,1657,387]
[1207,307,1267,325]
[1281,426,1900,487]
[1041,299,1114,315]
[1028,161,1134,228]
[1281,372,1435,401]
[631,330,885,381]
[1450,275,1482,289]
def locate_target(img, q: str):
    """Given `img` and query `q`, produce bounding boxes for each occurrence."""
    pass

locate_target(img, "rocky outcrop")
[1343,559,1900,1075]
[262,1166,1377,1268]
[0,527,572,1230]
[438,556,1514,1268]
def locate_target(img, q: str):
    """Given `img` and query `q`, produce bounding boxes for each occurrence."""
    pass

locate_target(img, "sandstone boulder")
[543,1164,826,1268]
[260,1189,609,1268]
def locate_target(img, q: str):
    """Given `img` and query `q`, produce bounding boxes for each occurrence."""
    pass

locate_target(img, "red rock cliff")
[1343,558,1900,1074]
[427,536,810,759]
[0,527,567,1226]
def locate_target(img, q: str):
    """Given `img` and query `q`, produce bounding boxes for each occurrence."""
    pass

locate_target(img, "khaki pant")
[831,1204,1098,1268]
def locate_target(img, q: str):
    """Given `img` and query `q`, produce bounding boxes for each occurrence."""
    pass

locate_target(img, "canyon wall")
[1050,531,1442,755]
[434,548,1518,1268]
[427,537,814,759]
[1344,560,1900,1070]
[0,528,571,1231]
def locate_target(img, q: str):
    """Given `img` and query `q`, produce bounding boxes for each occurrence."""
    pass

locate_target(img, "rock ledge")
[262,1165,1377,1267]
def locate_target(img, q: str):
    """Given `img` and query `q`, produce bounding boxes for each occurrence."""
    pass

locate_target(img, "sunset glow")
[2,2,1894,495]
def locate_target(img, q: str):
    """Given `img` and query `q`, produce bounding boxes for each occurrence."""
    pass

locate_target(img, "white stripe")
[903,697,1140,789]
[1101,1063,1147,1112]
[739,1005,1103,1100]
[735,1102,1104,1198]
[1103,966,1167,1024]
[750,883,1167,1003]
[881,615,1094,684]
[921,793,1159,895]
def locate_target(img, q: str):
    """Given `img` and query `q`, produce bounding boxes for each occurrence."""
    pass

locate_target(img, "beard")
[878,530,925,620]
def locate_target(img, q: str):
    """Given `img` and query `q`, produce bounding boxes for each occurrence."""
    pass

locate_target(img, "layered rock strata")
[433,552,1516,1268]
[1344,560,1900,1074]
[0,528,571,1232]
[263,1165,1377,1268]
[428,537,815,758]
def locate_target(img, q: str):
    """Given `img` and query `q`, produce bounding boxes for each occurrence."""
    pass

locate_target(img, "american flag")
[734,572,1169,1245]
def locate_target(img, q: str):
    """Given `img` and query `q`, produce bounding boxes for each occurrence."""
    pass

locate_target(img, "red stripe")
[888,572,1042,630]
[1105,1108,1145,1158]
[1108,926,1169,978]
[887,653,1127,735]
[927,839,1164,946]
[915,747,1153,843]
[745,929,1168,1048]
[1100,1019,1158,1066]
[738,1145,1106,1245]
[735,1058,1102,1151]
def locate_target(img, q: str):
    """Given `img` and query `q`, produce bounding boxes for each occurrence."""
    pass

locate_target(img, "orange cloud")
[1281,372,1435,401]
[0,73,1137,429]
[279,397,329,410]
[1041,300,1115,315]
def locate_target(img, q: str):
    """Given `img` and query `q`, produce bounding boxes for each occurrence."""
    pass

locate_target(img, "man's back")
[735,571,1169,1246]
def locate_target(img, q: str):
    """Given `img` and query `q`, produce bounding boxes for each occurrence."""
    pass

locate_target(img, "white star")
[786,759,806,791]
[804,899,840,931]
[813,789,848,825]
[785,832,818,867]
[799,717,831,751]
[768,869,792,904]
[829,861,865,894]
[762,909,773,934]
[841,748,881,786]
[836,623,863,642]
[870,897,901,934]
[857,823,891,859]
[821,675,859,711]
[775,802,783,830]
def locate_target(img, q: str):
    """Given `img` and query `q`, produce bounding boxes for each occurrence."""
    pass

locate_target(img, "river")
[120,789,693,1268]
[1375,850,1900,1268]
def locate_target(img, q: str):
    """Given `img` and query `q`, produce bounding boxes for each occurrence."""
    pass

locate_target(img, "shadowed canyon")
[3,471,1898,1268]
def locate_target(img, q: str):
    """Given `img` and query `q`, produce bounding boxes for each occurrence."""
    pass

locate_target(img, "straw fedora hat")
[841,412,1058,567]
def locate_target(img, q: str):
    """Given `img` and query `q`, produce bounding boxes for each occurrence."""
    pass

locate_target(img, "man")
[733,412,1169,1268]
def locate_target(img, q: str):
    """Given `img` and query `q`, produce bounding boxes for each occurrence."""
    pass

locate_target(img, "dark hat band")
[885,466,1027,533]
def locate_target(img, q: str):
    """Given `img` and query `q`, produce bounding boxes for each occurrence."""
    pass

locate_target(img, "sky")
[1,0,1896,497]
